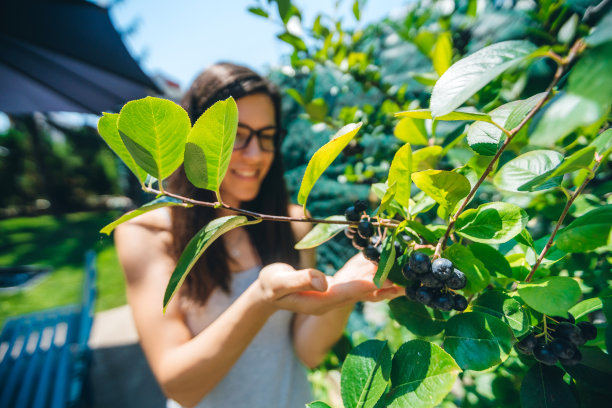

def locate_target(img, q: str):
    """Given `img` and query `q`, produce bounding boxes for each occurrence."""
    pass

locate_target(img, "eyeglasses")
[234,123,284,152]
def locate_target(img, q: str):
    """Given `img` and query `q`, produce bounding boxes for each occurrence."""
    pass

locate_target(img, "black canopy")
[0,0,161,114]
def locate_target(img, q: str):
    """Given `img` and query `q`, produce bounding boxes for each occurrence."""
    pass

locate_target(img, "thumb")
[272,268,328,297]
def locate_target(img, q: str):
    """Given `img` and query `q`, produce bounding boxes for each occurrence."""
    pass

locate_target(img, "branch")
[525,157,602,282]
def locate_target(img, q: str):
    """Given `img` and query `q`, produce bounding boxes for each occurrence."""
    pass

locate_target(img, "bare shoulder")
[288,203,312,241]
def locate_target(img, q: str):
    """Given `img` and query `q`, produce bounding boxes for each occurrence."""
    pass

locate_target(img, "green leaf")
[567,41,612,107]
[455,202,528,244]
[494,150,563,192]
[516,228,535,249]
[341,340,391,408]
[352,0,360,21]
[442,244,490,295]
[117,96,191,181]
[472,290,529,336]
[307,402,332,408]
[276,0,291,23]
[163,215,261,311]
[388,297,446,337]
[247,7,269,18]
[277,32,307,51]
[410,191,437,216]
[374,235,396,288]
[569,298,603,320]
[504,92,547,131]
[562,347,612,394]
[386,144,413,210]
[294,216,346,249]
[585,10,612,46]
[297,123,362,209]
[395,109,493,123]
[184,97,238,193]
[530,92,603,147]
[466,100,519,155]
[517,276,581,317]
[394,118,428,145]
[591,128,612,157]
[386,340,461,408]
[305,98,328,122]
[518,146,596,192]
[412,170,471,213]
[468,243,512,278]
[520,364,578,408]
[372,182,407,219]
[286,88,304,105]
[97,113,148,183]
[403,220,438,244]
[432,32,452,76]
[534,235,566,266]
[430,40,537,117]
[100,197,187,235]
[411,146,443,172]
[555,205,612,253]
[443,312,515,371]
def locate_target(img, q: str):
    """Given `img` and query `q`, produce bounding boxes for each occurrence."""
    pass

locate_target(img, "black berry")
[405,283,419,301]
[357,221,375,239]
[446,269,467,290]
[432,293,454,311]
[533,344,559,365]
[549,338,577,360]
[431,258,454,281]
[516,334,538,355]
[402,264,419,281]
[553,322,586,346]
[560,348,582,367]
[577,321,597,341]
[363,246,380,263]
[415,286,435,306]
[352,234,369,250]
[344,227,357,239]
[354,200,368,213]
[453,294,468,312]
[420,273,444,289]
[409,252,431,275]
[345,206,360,222]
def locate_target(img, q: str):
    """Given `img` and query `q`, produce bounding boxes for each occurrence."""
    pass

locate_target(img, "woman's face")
[219,93,276,207]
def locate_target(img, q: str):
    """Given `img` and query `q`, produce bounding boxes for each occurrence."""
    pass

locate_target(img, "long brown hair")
[166,62,300,304]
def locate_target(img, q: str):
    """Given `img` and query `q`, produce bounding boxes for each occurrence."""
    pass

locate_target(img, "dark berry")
[549,338,577,359]
[453,294,468,312]
[415,286,435,306]
[432,293,454,311]
[560,348,582,367]
[344,227,357,239]
[357,221,375,239]
[516,334,538,355]
[431,258,454,281]
[420,273,444,289]
[577,321,597,341]
[533,344,559,365]
[345,206,360,222]
[405,283,420,301]
[553,322,586,346]
[354,200,368,213]
[402,264,419,281]
[409,252,431,275]
[551,314,575,325]
[446,269,467,290]
[363,246,380,263]
[352,234,369,250]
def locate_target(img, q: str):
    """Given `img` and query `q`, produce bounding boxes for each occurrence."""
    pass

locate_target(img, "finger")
[369,286,405,302]
[271,268,328,297]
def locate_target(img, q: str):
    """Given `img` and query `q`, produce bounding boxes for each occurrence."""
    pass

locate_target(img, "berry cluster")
[344,200,382,263]
[516,314,597,366]
[403,252,468,312]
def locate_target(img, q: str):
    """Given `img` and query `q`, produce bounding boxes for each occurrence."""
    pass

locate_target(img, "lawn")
[0,211,127,326]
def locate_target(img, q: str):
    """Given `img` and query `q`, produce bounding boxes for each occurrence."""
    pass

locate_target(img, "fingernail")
[312,276,327,291]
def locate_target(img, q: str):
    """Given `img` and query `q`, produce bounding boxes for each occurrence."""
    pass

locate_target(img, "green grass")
[0,211,127,326]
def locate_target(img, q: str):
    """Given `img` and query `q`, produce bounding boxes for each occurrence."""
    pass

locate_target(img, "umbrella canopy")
[0,0,161,114]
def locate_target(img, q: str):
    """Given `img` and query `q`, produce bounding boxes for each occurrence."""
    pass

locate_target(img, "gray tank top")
[167,266,313,408]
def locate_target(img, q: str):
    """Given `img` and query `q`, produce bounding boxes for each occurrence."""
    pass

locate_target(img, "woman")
[114,63,403,408]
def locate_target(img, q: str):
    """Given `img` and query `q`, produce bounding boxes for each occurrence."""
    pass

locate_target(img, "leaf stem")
[524,157,602,282]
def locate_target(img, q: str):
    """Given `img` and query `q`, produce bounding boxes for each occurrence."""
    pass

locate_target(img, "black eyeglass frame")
[234,122,286,152]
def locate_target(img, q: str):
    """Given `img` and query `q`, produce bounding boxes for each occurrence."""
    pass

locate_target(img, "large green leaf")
[443,312,515,371]
[518,146,596,192]
[530,92,603,147]
[341,340,391,408]
[386,340,461,408]
[585,10,612,46]
[468,243,512,278]
[298,123,362,209]
[504,92,548,130]
[569,298,603,320]
[472,290,529,336]
[412,170,471,212]
[567,41,612,107]
[389,297,446,337]
[494,150,563,192]
[374,235,396,288]
[100,197,188,235]
[403,220,438,244]
[394,118,428,145]
[163,215,261,311]
[517,276,581,317]
[455,202,528,244]
[520,364,578,408]
[442,244,490,295]
[430,40,537,117]
[295,216,346,249]
[591,128,612,157]
[555,205,612,253]
[411,146,443,172]
[117,96,191,181]
[97,113,148,183]
[432,32,452,76]
[466,100,520,155]
[184,97,238,193]
[395,109,493,123]
[386,144,413,210]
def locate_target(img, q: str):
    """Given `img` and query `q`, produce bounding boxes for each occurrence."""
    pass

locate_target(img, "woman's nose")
[241,134,264,158]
